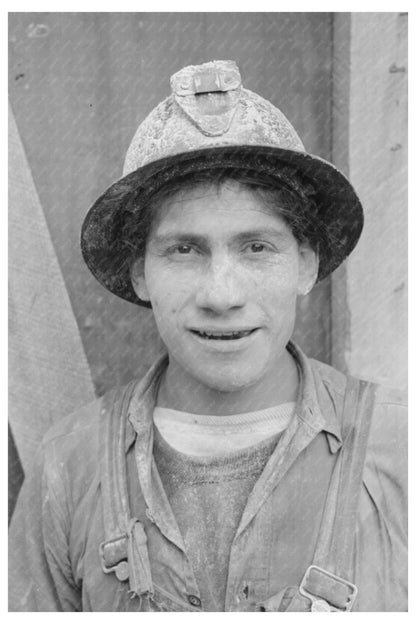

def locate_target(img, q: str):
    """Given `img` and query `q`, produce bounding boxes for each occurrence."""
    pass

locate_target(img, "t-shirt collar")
[125,341,343,455]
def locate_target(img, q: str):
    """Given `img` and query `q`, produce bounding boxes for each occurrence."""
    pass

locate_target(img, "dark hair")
[120,166,321,262]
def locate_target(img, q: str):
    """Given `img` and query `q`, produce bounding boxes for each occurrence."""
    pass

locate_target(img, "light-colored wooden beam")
[331,12,407,390]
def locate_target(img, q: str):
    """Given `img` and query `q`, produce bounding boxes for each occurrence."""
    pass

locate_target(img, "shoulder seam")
[42,397,103,445]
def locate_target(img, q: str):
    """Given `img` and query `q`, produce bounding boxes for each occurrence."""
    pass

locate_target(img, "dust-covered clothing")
[8,343,407,611]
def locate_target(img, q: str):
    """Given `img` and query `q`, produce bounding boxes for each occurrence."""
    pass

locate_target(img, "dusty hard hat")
[81,60,363,306]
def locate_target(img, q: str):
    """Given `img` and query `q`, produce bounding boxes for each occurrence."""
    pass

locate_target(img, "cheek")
[144,263,173,302]
[147,264,195,302]
[145,273,187,326]
[256,262,299,300]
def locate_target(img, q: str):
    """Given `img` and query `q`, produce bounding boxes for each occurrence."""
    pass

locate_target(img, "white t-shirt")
[153,402,296,456]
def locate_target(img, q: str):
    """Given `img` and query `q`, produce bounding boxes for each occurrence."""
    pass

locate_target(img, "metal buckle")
[99,537,130,582]
[299,565,358,612]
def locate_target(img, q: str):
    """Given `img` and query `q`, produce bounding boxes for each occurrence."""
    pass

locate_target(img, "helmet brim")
[81,145,363,306]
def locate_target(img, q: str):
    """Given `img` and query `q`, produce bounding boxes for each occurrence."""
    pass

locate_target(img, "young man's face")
[131,180,317,393]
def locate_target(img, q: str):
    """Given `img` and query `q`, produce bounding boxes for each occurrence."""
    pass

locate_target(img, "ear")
[297,243,319,296]
[130,257,150,303]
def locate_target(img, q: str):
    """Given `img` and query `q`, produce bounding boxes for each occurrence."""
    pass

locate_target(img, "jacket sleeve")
[356,389,408,611]
[8,438,82,611]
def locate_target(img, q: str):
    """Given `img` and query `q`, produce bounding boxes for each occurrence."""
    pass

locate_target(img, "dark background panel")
[9,12,333,396]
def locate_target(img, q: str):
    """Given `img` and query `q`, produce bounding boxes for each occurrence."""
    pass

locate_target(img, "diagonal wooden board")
[9,103,96,475]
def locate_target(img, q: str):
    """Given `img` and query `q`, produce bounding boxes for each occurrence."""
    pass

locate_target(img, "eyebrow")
[151,228,292,247]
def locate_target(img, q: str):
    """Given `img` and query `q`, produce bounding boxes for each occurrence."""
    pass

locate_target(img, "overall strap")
[296,376,377,611]
[314,377,377,572]
[98,382,154,597]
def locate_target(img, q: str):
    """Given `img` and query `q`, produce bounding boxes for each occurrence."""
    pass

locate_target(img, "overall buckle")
[299,565,358,612]
[99,535,130,582]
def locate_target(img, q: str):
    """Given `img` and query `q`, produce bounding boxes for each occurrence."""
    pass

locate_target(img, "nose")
[195,255,246,313]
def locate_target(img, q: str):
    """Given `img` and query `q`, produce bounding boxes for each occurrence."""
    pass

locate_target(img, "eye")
[175,244,193,254]
[245,242,273,254]
[250,243,267,253]
[165,243,201,259]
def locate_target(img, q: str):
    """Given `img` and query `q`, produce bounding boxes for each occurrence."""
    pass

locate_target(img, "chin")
[191,364,264,393]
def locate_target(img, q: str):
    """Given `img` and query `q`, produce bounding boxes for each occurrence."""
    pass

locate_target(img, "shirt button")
[187,594,201,608]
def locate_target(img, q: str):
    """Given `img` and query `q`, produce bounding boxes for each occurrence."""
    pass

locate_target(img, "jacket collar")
[125,341,343,455]
[287,343,343,453]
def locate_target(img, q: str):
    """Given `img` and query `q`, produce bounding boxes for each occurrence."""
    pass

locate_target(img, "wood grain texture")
[9,13,333,395]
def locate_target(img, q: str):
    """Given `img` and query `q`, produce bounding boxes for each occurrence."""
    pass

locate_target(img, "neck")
[156,346,299,415]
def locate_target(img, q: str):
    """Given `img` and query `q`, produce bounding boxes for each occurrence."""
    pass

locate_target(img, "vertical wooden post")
[331,12,407,390]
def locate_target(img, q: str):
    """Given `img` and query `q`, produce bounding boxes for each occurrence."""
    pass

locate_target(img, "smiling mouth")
[190,329,257,340]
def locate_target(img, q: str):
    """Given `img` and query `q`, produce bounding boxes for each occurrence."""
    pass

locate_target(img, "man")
[9,60,407,612]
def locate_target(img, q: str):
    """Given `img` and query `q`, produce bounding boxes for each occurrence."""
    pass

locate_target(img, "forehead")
[148,180,293,237]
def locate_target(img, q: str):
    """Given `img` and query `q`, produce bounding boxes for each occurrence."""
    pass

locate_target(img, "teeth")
[194,330,254,340]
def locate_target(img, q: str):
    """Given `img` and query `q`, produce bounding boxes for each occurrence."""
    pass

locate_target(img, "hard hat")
[81,60,363,306]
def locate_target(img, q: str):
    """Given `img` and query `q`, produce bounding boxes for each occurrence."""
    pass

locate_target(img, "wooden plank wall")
[9,13,333,401]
